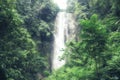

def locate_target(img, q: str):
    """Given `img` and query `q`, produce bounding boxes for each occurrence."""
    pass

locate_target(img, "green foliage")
[46,0,120,79]
[46,14,108,80]
[16,0,59,78]
[46,66,95,80]
[0,0,50,80]
[1,0,120,80]
[16,0,59,58]
[80,14,106,53]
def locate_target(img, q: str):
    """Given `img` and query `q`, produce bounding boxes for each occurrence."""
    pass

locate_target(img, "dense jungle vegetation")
[47,0,120,80]
[0,0,58,80]
[0,0,120,80]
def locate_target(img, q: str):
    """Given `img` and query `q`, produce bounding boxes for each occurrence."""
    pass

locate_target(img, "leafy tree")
[46,0,120,79]
[16,0,59,77]
[0,0,47,80]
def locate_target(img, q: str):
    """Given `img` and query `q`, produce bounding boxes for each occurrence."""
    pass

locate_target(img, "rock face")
[52,12,76,70]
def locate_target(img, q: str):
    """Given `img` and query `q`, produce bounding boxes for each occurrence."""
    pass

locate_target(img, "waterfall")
[52,12,66,70]
[52,0,76,70]
[52,12,76,70]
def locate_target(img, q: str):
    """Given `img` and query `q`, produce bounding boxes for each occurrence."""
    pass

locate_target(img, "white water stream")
[52,12,66,70]
[52,0,76,70]
[52,12,76,70]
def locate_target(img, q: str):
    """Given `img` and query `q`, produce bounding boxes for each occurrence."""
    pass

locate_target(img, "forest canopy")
[0,0,58,80]
[0,0,120,80]
[47,0,120,80]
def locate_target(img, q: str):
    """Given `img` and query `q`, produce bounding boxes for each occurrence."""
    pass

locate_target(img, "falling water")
[52,0,76,70]
[52,12,66,70]
[52,12,76,70]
